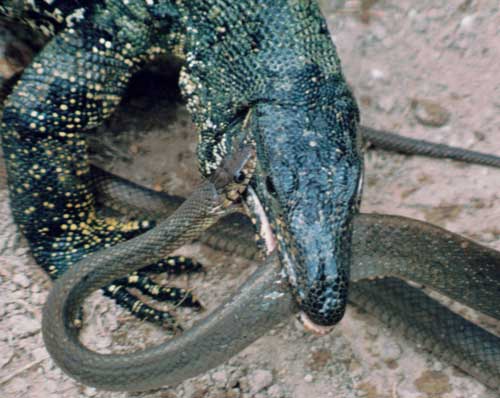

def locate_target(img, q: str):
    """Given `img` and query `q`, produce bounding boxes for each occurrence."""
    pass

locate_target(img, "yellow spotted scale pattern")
[0,0,202,327]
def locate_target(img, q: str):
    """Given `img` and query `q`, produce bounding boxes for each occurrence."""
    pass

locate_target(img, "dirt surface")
[1,1,499,397]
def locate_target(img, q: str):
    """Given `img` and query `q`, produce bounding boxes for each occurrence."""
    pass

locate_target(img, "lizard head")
[244,90,363,330]
[194,64,362,331]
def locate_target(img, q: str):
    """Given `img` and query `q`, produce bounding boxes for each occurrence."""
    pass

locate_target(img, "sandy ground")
[1,1,499,397]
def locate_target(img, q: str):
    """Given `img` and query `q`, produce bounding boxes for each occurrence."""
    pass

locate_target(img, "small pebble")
[30,283,41,293]
[304,374,314,383]
[370,68,386,81]
[31,292,47,305]
[14,247,30,256]
[268,384,284,398]
[432,361,445,372]
[211,369,229,387]
[93,334,112,350]
[365,325,379,338]
[83,386,98,397]
[248,369,273,394]
[411,98,450,127]
[181,380,207,398]
[377,96,396,113]
[12,273,31,288]
[380,340,402,362]
[460,15,476,31]
[226,390,241,398]
[227,368,244,388]
[238,376,250,393]
[415,370,452,395]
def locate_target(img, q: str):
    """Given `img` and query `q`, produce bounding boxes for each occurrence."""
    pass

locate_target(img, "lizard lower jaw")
[299,312,336,336]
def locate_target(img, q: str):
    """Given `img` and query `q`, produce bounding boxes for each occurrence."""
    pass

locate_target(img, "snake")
[41,163,500,392]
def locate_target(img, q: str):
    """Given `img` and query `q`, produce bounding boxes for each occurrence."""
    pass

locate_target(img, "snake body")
[41,166,500,392]
[361,126,500,168]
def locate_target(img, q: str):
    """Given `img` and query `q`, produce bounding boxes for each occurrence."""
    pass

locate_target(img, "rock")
[211,369,229,388]
[225,390,241,398]
[304,374,314,383]
[238,376,250,393]
[414,370,452,395]
[31,292,47,306]
[227,368,244,388]
[411,98,450,127]
[355,382,377,397]
[11,289,28,301]
[377,96,396,113]
[14,247,30,256]
[370,68,387,82]
[83,386,98,397]
[432,361,445,372]
[12,273,31,288]
[248,369,273,394]
[8,315,40,338]
[181,380,208,398]
[380,340,402,363]
[30,283,41,293]
[365,325,379,339]
[460,14,476,31]
[93,334,112,350]
[267,384,284,398]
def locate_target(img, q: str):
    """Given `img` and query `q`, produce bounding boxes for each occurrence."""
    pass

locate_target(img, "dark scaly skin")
[361,126,500,168]
[0,1,362,327]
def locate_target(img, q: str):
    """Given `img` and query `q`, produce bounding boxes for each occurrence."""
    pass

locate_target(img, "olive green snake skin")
[42,165,500,392]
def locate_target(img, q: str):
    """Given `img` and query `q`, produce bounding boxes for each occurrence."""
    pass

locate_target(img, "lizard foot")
[101,256,204,330]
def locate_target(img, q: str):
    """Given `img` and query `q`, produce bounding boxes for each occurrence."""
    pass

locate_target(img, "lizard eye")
[234,171,246,184]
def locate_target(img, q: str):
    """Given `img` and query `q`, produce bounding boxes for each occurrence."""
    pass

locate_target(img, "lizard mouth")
[243,186,335,335]
[299,313,335,335]
[243,186,277,256]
